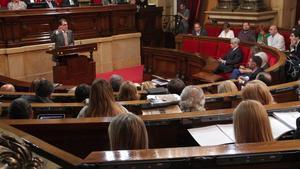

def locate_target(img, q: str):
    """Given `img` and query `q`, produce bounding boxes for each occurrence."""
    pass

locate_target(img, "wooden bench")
[3,101,300,158]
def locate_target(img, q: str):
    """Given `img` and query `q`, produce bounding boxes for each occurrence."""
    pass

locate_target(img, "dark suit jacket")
[248,67,264,81]
[61,0,79,7]
[291,41,300,60]
[217,47,243,73]
[192,28,207,36]
[50,29,74,48]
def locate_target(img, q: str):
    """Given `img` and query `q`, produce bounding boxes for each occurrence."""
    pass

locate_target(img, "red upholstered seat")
[199,41,219,57]
[239,46,250,66]
[182,39,199,53]
[205,25,222,37]
[232,27,242,37]
[216,42,231,59]
[265,51,278,67]
[279,31,290,50]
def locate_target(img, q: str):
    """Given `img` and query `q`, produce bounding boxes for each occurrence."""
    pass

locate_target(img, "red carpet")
[96,65,144,83]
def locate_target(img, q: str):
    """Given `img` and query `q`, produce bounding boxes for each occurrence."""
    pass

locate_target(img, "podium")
[47,44,97,85]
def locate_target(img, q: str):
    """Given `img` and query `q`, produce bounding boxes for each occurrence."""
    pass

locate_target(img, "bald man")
[267,25,286,51]
[0,84,16,92]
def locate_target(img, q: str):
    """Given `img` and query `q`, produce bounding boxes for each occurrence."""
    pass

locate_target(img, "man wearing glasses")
[50,18,74,49]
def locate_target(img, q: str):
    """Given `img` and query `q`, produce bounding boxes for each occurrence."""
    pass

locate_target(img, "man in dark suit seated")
[237,56,264,84]
[60,0,78,7]
[192,22,207,36]
[21,79,54,103]
[214,38,243,74]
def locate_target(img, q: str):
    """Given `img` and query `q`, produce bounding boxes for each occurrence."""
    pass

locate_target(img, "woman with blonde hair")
[217,80,238,93]
[118,81,140,101]
[241,80,275,105]
[234,100,273,143]
[141,81,156,90]
[77,79,127,118]
[108,113,149,150]
[179,86,205,112]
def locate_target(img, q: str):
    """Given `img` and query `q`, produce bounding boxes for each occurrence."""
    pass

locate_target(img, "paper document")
[188,125,234,146]
[273,111,300,130]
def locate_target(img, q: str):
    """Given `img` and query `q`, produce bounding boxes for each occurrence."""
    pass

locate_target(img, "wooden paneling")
[0,5,137,48]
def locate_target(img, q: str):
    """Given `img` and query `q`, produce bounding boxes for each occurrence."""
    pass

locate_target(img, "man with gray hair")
[214,38,243,74]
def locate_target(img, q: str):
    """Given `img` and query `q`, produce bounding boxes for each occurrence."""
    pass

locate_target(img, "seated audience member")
[218,22,234,39]
[192,22,207,36]
[241,80,275,105]
[294,117,300,139]
[7,0,27,10]
[289,29,300,59]
[217,80,238,93]
[286,29,300,80]
[230,45,267,79]
[237,22,256,42]
[214,38,243,74]
[179,86,205,112]
[45,0,57,8]
[77,79,128,118]
[22,79,54,103]
[0,84,16,92]
[118,81,140,101]
[60,0,78,7]
[75,84,91,102]
[255,72,272,86]
[8,98,33,119]
[237,56,264,84]
[167,78,185,95]
[234,100,273,143]
[252,46,268,69]
[257,25,270,45]
[141,81,156,90]
[29,78,45,92]
[267,25,286,51]
[109,74,124,92]
[108,113,148,150]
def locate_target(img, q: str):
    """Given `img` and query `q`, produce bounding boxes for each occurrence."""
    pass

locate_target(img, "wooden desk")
[82,140,300,169]
[3,101,300,158]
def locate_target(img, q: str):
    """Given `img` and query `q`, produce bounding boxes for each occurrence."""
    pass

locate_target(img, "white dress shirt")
[267,33,286,51]
[218,30,235,39]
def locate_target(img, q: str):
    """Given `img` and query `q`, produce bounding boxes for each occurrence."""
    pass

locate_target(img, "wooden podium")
[47,44,97,85]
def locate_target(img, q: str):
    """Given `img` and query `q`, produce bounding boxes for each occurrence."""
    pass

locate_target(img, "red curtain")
[186,0,201,26]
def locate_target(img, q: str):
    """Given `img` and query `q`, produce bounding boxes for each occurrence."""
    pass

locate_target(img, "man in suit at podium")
[50,18,74,48]
[50,18,74,63]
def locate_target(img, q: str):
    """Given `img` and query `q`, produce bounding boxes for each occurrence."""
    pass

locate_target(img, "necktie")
[63,31,68,46]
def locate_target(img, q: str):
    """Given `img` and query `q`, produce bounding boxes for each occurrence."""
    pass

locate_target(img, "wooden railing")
[0,122,82,167]
[81,140,300,169]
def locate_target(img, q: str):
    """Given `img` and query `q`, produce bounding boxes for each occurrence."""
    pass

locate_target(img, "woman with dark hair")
[77,79,128,118]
